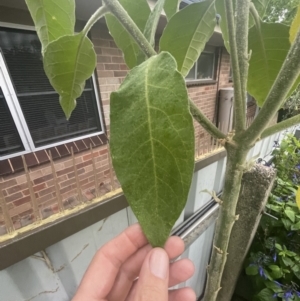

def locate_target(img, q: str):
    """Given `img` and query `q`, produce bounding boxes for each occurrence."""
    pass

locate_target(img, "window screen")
[0,87,24,156]
[0,27,102,149]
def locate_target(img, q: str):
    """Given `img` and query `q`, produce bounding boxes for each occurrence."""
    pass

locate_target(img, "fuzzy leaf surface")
[164,0,180,20]
[110,52,195,247]
[25,0,75,52]
[105,0,151,69]
[248,22,300,106]
[159,0,216,77]
[297,186,300,209]
[44,34,96,119]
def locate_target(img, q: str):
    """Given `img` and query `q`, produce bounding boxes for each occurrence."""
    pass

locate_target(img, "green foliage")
[105,0,151,69]
[245,135,300,301]
[159,0,216,77]
[247,22,299,107]
[25,0,75,52]
[110,52,195,247]
[43,34,96,119]
[249,0,271,28]
[164,0,180,20]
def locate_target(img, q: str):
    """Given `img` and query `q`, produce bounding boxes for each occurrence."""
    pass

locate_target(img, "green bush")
[245,134,300,301]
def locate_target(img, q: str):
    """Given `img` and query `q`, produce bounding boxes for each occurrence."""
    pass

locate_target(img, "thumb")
[134,248,169,301]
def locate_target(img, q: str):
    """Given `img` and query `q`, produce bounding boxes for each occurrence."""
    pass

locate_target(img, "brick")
[99,71,114,78]
[66,168,85,179]
[97,55,112,63]
[38,186,56,197]
[102,48,120,56]
[5,192,23,203]
[111,56,124,64]
[6,182,28,195]
[97,63,105,71]
[0,179,17,189]
[104,63,120,70]
[33,173,53,185]
[9,202,32,217]
[106,78,120,84]
[94,39,110,47]
[114,71,127,77]
[13,195,31,207]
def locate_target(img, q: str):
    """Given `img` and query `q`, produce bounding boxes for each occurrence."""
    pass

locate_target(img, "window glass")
[0,87,24,156]
[0,27,102,149]
[197,52,214,79]
[186,64,196,80]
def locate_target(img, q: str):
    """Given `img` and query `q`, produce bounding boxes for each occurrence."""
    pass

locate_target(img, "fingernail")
[149,248,168,279]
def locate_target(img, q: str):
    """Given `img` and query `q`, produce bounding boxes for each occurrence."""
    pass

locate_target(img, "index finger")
[73,223,148,301]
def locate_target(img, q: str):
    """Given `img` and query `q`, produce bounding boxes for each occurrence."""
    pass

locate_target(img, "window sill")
[186,79,217,87]
[0,133,108,177]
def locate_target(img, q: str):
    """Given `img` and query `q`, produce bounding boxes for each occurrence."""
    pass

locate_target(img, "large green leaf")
[44,34,96,119]
[105,0,151,69]
[159,0,216,77]
[164,0,180,20]
[248,22,300,106]
[110,52,195,247]
[290,4,300,43]
[25,0,75,52]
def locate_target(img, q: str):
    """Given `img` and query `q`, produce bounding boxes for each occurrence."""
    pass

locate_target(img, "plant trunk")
[217,164,276,301]
[203,143,249,301]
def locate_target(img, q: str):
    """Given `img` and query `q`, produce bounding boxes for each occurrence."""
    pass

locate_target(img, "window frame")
[185,46,217,85]
[0,22,105,160]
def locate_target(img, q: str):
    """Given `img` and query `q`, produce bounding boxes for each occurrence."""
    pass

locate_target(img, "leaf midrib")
[181,1,215,75]
[144,61,159,205]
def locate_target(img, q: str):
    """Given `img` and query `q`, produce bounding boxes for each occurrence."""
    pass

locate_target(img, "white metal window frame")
[0,22,105,160]
[185,49,216,82]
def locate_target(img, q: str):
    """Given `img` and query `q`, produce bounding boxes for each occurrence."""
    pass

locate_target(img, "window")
[186,47,216,82]
[0,26,104,159]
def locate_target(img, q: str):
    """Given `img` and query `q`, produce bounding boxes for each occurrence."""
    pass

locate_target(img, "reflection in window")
[186,51,215,81]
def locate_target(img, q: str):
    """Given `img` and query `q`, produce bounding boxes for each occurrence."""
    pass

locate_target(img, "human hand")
[72,223,196,301]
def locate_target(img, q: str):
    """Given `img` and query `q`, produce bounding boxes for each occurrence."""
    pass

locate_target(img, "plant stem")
[235,0,250,132]
[204,144,249,301]
[189,100,226,139]
[103,0,156,58]
[261,115,300,139]
[82,6,110,37]
[224,0,244,134]
[244,7,300,145]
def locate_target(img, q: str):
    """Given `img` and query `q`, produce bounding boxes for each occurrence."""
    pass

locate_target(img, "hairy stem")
[103,0,156,58]
[244,7,300,145]
[204,145,249,301]
[234,0,250,132]
[189,100,226,139]
[82,6,109,37]
[261,115,300,139]
[224,0,244,134]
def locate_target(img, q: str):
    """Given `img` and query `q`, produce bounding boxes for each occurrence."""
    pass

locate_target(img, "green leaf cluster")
[245,135,300,301]
[25,0,97,119]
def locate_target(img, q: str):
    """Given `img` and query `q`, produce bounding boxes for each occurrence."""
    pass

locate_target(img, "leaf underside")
[25,0,75,52]
[110,52,195,247]
[248,22,300,107]
[105,0,151,69]
[159,0,216,77]
[44,34,96,119]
